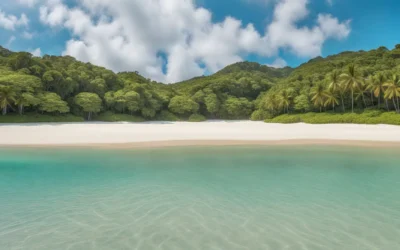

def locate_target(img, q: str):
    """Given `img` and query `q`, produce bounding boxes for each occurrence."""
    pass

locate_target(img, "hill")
[0,45,400,122]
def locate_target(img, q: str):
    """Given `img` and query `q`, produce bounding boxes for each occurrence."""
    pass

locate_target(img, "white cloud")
[326,0,333,6]
[22,31,34,39]
[37,0,350,83]
[30,48,42,57]
[17,0,39,8]
[6,36,16,47]
[267,58,287,68]
[0,9,29,30]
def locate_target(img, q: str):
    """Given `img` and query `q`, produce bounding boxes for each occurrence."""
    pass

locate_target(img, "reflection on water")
[0,146,399,250]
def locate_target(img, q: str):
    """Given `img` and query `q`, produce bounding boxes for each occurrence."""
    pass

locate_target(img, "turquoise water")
[0,146,399,250]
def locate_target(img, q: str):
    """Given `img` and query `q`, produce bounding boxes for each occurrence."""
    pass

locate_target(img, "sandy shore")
[1,121,400,148]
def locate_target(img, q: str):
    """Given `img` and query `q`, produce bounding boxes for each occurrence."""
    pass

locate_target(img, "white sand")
[1,121,400,146]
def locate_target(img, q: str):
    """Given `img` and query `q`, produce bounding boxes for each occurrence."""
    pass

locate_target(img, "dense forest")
[1,45,400,123]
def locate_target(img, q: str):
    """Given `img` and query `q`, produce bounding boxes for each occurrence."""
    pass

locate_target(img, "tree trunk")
[351,89,354,113]
[88,112,92,121]
[319,106,322,113]
[333,103,335,112]
[341,95,345,112]
[397,97,400,113]
[386,99,389,111]
[392,98,398,112]
[362,94,367,108]
[18,104,24,115]
[2,106,6,115]
[378,94,381,109]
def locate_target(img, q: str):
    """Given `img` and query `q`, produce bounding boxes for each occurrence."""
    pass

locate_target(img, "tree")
[0,86,16,115]
[168,96,199,116]
[328,70,345,112]
[367,73,386,109]
[278,89,292,114]
[75,92,102,120]
[340,65,363,113]
[222,97,253,119]
[38,92,70,114]
[204,93,220,116]
[15,93,40,114]
[125,91,141,114]
[311,82,327,112]
[383,74,400,112]
[294,94,311,112]
[324,90,339,112]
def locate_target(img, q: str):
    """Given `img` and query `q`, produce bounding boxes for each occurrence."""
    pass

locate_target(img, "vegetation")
[1,45,400,124]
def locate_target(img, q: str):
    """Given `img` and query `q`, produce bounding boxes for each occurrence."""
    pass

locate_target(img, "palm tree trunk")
[386,99,389,111]
[2,106,6,115]
[397,97,400,113]
[378,94,381,109]
[18,104,23,115]
[392,98,398,112]
[341,95,345,112]
[362,94,367,108]
[333,103,335,112]
[351,89,354,113]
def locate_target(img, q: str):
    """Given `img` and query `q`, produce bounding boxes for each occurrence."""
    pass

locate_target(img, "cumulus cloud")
[267,58,287,68]
[37,0,351,83]
[0,9,29,30]
[30,48,42,57]
[17,0,39,8]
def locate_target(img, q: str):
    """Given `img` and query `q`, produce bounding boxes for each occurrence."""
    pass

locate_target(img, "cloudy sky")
[0,0,399,83]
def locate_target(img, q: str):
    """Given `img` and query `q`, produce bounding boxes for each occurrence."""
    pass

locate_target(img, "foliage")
[1,44,400,124]
[188,114,207,122]
[94,111,145,122]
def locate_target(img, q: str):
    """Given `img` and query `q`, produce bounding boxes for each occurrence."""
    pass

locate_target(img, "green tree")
[311,82,327,112]
[328,70,345,111]
[204,93,220,116]
[384,74,400,112]
[75,92,102,120]
[15,93,40,115]
[0,86,16,115]
[222,97,253,119]
[168,96,199,116]
[340,65,363,112]
[38,92,70,114]
[294,94,311,112]
[367,73,386,109]
[324,90,339,112]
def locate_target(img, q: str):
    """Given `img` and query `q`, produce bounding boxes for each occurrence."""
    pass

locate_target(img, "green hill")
[1,45,400,123]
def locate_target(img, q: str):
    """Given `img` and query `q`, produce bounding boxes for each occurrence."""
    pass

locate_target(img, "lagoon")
[0,146,399,249]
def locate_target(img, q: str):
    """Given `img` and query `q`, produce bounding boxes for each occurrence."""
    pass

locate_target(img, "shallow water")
[0,146,399,250]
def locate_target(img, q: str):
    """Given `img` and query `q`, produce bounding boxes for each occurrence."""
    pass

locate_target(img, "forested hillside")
[1,45,400,123]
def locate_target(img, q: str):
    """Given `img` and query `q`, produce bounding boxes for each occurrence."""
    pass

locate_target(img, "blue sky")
[0,0,399,82]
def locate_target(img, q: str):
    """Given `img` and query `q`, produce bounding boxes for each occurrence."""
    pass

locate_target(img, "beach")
[1,121,400,147]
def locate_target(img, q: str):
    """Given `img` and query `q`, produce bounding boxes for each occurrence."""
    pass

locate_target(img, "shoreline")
[1,121,400,149]
[2,139,400,149]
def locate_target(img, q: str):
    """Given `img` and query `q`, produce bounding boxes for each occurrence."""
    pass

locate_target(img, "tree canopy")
[1,44,400,121]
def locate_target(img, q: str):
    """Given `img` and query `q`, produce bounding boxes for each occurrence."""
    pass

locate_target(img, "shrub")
[188,114,207,122]
[155,110,181,121]
[250,110,274,121]
[94,111,145,122]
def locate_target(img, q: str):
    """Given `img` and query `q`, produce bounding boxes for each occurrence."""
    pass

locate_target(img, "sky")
[0,0,399,83]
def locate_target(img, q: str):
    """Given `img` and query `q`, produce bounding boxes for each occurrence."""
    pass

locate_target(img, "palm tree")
[324,90,339,112]
[340,65,362,113]
[264,94,279,115]
[311,82,327,112]
[0,86,16,115]
[278,89,292,114]
[367,73,386,109]
[355,80,367,108]
[384,74,400,113]
[328,70,345,111]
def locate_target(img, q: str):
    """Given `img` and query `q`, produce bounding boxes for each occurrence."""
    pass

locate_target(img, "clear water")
[0,146,399,250]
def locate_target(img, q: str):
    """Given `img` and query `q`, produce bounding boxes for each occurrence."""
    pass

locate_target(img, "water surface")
[0,146,399,250]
